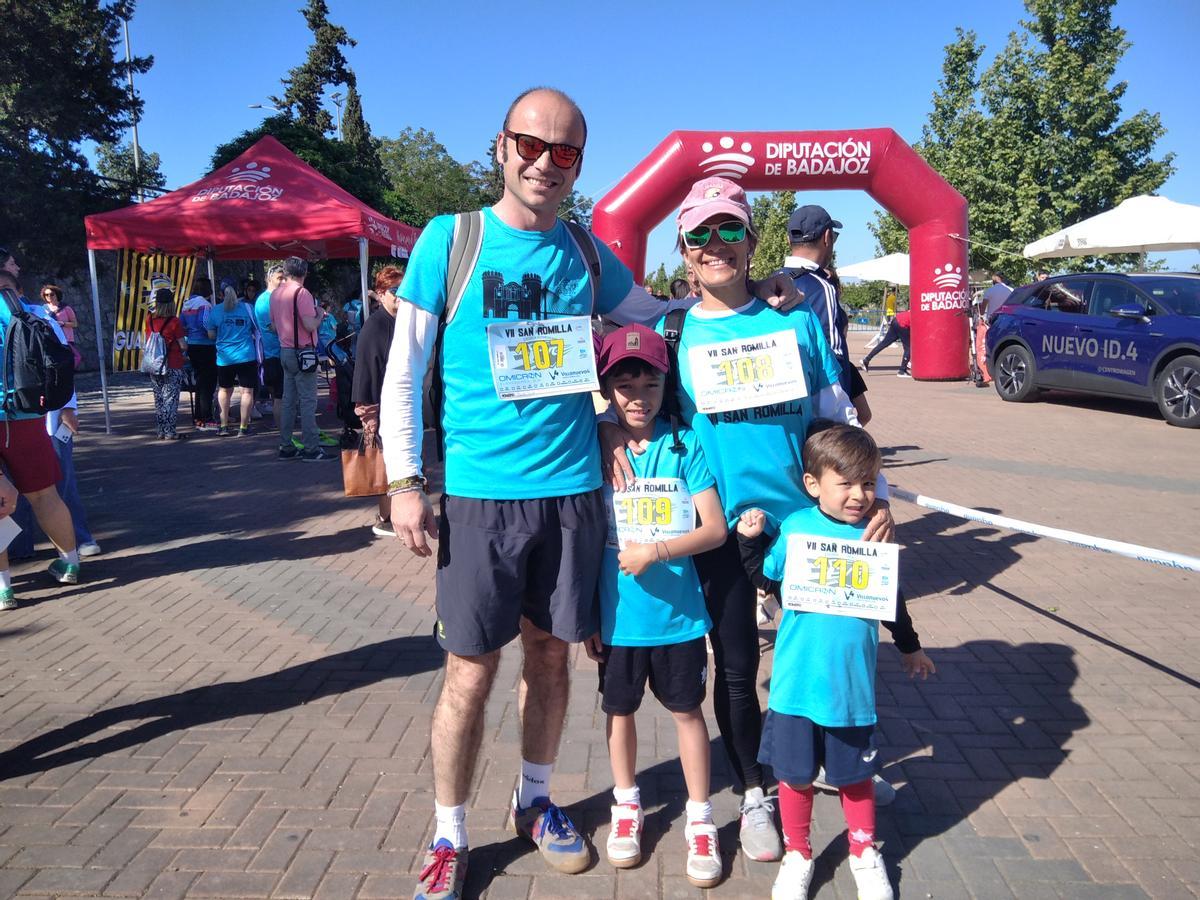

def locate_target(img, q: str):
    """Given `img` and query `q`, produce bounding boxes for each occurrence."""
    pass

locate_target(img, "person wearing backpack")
[0,268,81,609]
[144,288,188,440]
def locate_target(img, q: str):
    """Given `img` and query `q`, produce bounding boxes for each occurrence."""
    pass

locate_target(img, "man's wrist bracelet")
[387,476,427,497]
[387,485,425,497]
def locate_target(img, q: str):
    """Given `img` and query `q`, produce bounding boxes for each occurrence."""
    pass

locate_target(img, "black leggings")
[694,533,764,790]
[863,321,911,372]
[187,344,217,423]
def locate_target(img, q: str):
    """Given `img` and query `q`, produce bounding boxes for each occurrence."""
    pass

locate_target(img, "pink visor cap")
[676,176,755,235]
[599,324,670,376]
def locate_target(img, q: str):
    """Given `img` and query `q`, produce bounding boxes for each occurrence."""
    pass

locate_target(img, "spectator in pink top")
[42,285,81,367]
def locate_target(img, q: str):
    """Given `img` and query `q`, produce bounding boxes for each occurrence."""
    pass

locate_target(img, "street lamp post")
[330,92,344,141]
[122,18,143,202]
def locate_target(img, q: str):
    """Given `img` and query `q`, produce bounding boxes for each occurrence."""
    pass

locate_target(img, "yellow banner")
[112,251,197,372]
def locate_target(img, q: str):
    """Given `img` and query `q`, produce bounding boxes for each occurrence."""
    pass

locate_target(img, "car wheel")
[993,344,1039,402]
[1154,354,1200,428]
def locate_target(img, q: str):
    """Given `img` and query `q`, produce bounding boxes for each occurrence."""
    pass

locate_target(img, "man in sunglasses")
[380,87,802,900]
[780,206,872,425]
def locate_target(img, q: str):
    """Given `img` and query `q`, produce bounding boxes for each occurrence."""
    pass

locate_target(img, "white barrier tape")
[891,487,1200,574]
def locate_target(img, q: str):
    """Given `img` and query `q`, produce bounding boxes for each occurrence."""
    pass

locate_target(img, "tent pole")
[206,254,216,297]
[358,238,369,305]
[87,249,112,435]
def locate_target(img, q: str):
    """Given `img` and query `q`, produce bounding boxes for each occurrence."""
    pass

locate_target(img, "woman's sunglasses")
[681,220,748,250]
[504,130,583,169]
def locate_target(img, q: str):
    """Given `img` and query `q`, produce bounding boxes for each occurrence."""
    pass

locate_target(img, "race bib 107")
[604,479,696,551]
[780,534,899,621]
[487,315,598,401]
[688,330,808,414]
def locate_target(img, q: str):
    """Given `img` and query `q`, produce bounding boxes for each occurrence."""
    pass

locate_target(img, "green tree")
[96,141,166,203]
[644,263,670,296]
[379,129,491,227]
[0,0,152,274]
[340,84,383,188]
[271,0,356,134]
[749,191,796,281]
[871,0,1174,281]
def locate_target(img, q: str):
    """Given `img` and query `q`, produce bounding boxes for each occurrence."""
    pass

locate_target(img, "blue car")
[986,273,1200,427]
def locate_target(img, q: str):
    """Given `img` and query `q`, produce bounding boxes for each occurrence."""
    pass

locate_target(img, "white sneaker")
[606,803,642,869]
[739,788,782,861]
[771,850,815,900]
[848,846,894,900]
[78,542,102,558]
[812,770,897,807]
[684,820,722,888]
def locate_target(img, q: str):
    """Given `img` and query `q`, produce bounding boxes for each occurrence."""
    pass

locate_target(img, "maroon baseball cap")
[599,324,669,376]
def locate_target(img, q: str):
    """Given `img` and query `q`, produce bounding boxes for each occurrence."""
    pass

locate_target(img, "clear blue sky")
[120,0,1200,274]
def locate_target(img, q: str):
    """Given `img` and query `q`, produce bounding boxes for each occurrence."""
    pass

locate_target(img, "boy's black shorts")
[597,637,708,715]
[758,710,878,788]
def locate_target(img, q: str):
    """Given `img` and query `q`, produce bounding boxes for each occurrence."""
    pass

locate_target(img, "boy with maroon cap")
[585,323,728,887]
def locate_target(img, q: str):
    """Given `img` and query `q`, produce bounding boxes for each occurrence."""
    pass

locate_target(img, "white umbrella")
[837,252,910,285]
[1023,195,1200,259]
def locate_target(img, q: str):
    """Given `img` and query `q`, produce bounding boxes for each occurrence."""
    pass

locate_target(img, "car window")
[1089,281,1142,317]
[1034,280,1089,314]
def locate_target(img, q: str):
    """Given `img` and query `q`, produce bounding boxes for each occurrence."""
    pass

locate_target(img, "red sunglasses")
[504,130,583,169]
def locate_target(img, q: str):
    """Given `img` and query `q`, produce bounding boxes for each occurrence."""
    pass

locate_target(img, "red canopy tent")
[82,136,419,430]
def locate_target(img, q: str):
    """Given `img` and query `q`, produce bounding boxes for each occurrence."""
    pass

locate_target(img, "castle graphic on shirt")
[482,271,546,320]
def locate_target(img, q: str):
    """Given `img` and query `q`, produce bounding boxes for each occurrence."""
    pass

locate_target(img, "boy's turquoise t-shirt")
[599,421,715,646]
[668,300,843,529]
[399,208,633,500]
[764,506,880,727]
[254,291,279,359]
[205,302,258,367]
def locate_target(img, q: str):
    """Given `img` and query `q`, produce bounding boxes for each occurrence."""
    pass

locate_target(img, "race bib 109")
[781,534,899,621]
[688,330,808,414]
[604,479,696,551]
[487,315,598,401]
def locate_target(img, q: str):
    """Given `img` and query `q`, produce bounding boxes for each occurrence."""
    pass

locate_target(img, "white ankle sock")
[518,759,553,808]
[613,784,641,807]
[0,570,11,590]
[433,801,467,849]
[686,799,713,823]
[61,550,79,566]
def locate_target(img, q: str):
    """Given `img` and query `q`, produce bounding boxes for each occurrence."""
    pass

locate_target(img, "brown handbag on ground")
[341,431,387,497]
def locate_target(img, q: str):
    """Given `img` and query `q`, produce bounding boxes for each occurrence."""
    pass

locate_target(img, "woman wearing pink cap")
[607,177,902,894]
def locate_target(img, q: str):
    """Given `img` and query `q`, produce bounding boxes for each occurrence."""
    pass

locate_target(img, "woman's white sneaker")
[771,850,815,900]
[848,846,894,900]
[605,803,642,868]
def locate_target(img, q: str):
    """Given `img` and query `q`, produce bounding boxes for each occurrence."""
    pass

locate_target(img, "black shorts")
[840,357,868,399]
[597,637,708,715]
[217,361,258,389]
[261,357,284,399]
[758,710,878,788]
[434,489,606,656]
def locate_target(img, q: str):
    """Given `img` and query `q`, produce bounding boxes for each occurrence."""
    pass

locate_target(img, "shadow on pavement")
[899,511,1038,598]
[0,634,442,780]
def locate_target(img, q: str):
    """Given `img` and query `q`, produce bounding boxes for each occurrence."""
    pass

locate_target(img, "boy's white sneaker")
[684,820,722,888]
[606,803,643,868]
[771,851,815,900]
[848,846,894,900]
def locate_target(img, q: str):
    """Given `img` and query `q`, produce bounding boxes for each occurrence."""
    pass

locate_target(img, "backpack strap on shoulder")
[661,307,688,453]
[564,220,602,312]
[445,211,484,326]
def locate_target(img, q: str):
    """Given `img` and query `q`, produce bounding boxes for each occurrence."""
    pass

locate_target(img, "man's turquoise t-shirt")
[254,291,279,359]
[205,302,257,367]
[599,421,715,647]
[670,300,843,528]
[400,208,634,499]
[764,506,880,727]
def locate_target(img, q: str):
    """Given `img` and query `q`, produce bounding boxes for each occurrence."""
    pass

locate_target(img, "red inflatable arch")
[592,129,969,381]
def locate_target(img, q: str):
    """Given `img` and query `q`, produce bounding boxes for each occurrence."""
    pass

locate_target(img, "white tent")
[1023,195,1200,259]
[837,252,910,285]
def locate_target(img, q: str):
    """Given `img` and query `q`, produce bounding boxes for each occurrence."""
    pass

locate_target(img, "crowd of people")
[378,88,935,900]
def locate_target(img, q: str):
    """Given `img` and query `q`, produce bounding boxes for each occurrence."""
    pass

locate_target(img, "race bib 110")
[604,479,696,551]
[487,315,598,401]
[781,534,899,621]
[688,330,808,414]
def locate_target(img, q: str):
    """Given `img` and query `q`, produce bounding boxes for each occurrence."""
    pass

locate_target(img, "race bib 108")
[487,315,598,401]
[604,479,696,551]
[781,534,899,621]
[688,330,808,414]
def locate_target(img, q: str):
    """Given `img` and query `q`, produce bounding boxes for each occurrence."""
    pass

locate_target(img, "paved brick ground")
[0,349,1196,900]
